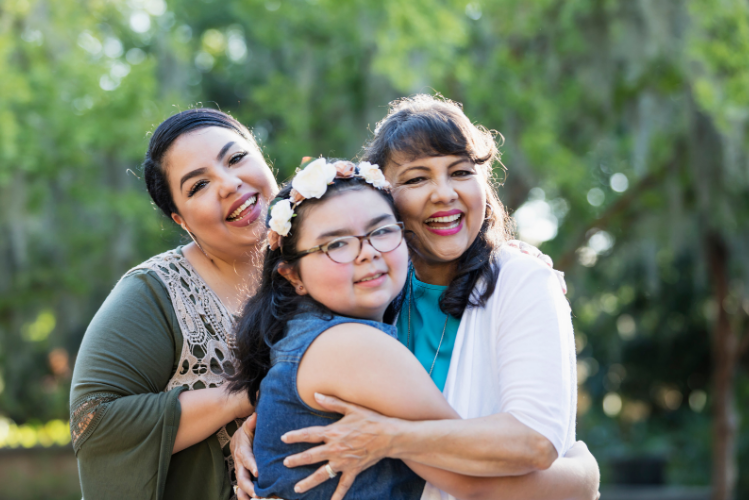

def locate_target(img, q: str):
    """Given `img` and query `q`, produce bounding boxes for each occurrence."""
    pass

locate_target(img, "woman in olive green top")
[70,109,277,499]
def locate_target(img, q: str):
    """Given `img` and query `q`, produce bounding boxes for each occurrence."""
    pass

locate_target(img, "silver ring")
[325,463,337,479]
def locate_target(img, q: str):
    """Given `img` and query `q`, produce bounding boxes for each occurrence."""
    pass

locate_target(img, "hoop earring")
[484,203,494,220]
[182,224,210,259]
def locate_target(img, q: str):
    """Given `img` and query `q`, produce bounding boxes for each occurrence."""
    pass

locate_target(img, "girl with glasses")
[229,159,429,499]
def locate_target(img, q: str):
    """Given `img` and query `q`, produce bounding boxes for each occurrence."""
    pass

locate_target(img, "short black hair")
[142,108,257,218]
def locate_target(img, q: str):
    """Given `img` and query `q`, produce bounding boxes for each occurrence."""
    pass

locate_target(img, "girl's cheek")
[387,245,410,281]
[309,260,350,294]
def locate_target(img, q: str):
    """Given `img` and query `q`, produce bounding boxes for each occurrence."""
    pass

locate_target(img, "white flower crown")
[267,158,390,250]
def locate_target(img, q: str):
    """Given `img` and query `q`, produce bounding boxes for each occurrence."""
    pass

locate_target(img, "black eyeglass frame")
[284,222,405,264]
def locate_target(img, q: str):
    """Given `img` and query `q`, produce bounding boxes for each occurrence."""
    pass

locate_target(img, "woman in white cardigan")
[232,95,598,500]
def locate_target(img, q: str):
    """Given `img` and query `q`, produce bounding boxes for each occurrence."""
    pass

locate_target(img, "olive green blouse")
[70,248,238,500]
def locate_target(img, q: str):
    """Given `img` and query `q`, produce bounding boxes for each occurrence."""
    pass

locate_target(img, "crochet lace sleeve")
[70,392,121,451]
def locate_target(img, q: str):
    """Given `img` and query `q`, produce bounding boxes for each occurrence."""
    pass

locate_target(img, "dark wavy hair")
[362,94,513,318]
[227,172,404,405]
[142,108,257,218]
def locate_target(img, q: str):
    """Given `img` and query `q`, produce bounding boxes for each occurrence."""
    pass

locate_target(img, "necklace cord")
[407,267,449,377]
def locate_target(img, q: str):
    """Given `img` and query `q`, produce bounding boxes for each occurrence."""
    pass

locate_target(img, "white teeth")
[424,214,462,223]
[227,196,256,220]
[358,273,383,283]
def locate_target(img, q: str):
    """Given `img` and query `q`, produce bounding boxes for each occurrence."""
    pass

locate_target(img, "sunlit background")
[1,0,748,498]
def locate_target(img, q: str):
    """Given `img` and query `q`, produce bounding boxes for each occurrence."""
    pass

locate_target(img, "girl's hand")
[281,393,396,500]
[231,414,259,500]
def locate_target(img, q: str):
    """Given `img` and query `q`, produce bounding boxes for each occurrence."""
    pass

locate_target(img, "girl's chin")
[327,306,388,322]
[325,296,395,321]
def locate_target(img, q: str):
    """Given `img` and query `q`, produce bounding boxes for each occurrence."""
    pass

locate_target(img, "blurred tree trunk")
[705,233,738,500]
[688,96,749,499]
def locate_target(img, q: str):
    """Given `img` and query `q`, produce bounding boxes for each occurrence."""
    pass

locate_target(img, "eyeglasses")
[287,222,405,264]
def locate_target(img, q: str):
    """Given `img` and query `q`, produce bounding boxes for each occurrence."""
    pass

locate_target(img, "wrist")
[224,386,253,420]
[382,417,410,460]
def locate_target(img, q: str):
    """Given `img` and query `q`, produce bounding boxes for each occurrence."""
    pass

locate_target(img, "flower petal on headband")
[358,161,390,189]
[332,161,356,178]
[269,199,294,236]
[292,158,337,199]
[267,229,282,251]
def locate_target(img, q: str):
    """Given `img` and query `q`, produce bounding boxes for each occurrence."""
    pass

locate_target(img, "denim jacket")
[252,310,426,500]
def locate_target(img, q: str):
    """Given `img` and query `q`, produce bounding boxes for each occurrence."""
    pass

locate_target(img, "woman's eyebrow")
[447,158,470,168]
[216,141,236,162]
[400,165,431,175]
[178,141,238,191]
[179,167,207,191]
[400,158,469,175]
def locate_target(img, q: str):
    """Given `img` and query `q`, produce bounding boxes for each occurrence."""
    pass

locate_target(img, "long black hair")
[362,94,513,318]
[227,172,404,405]
[142,108,258,218]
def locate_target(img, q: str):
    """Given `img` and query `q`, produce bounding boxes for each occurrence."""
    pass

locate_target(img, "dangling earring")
[484,202,494,220]
[182,224,210,259]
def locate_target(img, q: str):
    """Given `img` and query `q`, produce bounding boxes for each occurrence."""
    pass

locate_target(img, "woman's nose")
[217,170,242,198]
[430,177,458,204]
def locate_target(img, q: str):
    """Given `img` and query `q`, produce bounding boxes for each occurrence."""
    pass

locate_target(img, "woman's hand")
[281,393,396,500]
[231,414,259,500]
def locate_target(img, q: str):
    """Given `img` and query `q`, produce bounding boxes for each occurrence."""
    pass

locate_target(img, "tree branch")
[556,168,665,272]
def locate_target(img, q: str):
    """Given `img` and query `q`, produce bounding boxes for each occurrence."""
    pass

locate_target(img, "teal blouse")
[396,271,461,391]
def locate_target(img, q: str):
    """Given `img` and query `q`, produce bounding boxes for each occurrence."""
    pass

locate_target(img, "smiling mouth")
[424,213,462,230]
[226,195,257,222]
[356,273,384,283]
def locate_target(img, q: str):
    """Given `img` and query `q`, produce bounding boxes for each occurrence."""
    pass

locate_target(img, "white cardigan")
[421,245,577,500]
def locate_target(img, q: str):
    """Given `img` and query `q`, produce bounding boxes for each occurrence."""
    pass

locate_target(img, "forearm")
[469,444,599,500]
[389,412,558,476]
[173,387,251,454]
[404,442,599,500]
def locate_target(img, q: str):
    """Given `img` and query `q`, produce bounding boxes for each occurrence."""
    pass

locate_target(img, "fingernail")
[281,434,288,442]
[284,459,289,466]
[294,485,301,493]
[314,392,325,401]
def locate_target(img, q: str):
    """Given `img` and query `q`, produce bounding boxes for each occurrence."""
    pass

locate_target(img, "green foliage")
[1,0,748,494]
